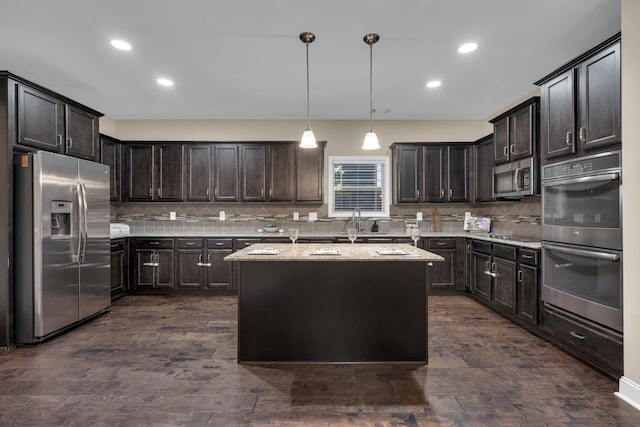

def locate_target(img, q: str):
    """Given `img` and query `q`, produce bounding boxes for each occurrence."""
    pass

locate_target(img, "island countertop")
[224,243,445,262]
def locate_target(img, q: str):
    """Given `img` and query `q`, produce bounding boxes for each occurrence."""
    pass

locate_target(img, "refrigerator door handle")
[72,183,82,263]
[79,183,89,262]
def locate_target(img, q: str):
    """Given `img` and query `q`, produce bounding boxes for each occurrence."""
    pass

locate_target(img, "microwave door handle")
[543,243,620,262]
[542,172,619,188]
[513,168,522,191]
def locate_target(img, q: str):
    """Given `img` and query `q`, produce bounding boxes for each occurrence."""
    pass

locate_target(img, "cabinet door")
[296,144,324,202]
[17,84,64,152]
[541,69,576,161]
[176,250,204,289]
[474,136,494,202]
[126,145,154,201]
[186,145,212,201]
[472,252,492,300]
[517,264,539,324]
[241,144,267,201]
[510,104,535,160]
[206,249,234,290]
[65,105,98,160]
[447,145,469,202]
[214,144,239,201]
[423,146,445,202]
[493,258,517,313]
[428,249,455,290]
[100,137,120,202]
[268,144,294,202]
[134,249,156,289]
[110,250,125,294]
[155,249,175,289]
[155,144,184,201]
[579,42,621,151]
[393,145,421,203]
[493,117,509,164]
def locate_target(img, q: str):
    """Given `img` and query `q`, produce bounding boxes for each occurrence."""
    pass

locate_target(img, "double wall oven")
[541,151,622,332]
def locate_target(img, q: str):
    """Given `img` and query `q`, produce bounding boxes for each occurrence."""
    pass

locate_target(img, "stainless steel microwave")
[492,157,538,199]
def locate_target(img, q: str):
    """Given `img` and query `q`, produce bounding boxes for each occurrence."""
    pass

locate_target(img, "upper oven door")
[542,168,621,250]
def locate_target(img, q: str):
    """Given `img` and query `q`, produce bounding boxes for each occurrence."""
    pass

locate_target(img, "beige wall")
[101,118,492,157]
[622,0,640,384]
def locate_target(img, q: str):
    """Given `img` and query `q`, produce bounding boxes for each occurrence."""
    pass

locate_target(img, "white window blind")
[328,156,390,217]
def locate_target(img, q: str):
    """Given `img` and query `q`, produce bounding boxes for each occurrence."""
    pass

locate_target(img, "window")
[328,156,390,218]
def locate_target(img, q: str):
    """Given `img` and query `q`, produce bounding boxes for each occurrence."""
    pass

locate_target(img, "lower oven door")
[542,242,622,332]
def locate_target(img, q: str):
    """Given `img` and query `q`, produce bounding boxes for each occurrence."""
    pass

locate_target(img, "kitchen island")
[225,243,443,364]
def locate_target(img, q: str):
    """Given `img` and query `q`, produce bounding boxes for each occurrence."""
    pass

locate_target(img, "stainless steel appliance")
[13,151,111,344]
[541,151,622,332]
[492,157,538,198]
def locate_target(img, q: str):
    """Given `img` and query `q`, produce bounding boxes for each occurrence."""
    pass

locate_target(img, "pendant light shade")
[362,33,380,150]
[299,32,317,148]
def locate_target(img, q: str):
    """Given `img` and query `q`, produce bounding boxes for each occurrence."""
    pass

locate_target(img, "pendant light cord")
[306,42,311,129]
[369,42,373,132]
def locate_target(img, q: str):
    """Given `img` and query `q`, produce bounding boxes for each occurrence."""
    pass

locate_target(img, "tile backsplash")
[113,197,541,238]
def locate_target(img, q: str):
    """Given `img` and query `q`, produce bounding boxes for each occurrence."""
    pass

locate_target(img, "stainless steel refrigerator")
[13,151,111,344]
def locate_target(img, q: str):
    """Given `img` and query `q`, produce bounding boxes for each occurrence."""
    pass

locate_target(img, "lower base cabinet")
[131,238,176,290]
[425,238,457,292]
[110,238,127,300]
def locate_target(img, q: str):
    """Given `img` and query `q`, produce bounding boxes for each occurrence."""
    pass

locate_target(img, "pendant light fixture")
[299,32,317,148]
[362,33,380,150]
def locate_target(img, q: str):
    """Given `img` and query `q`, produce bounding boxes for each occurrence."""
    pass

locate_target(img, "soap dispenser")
[371,220,379,232]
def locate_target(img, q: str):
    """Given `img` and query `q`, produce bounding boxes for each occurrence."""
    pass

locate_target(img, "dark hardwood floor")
[0,294,638,426]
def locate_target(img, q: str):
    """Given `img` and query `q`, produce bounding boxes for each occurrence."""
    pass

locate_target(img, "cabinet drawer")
[207,238,233,249]
[133,238,174,249]
[177,238,204,249]
[110,239,125,252]
[472,240,491,255]
[543,305,622,370]
[518,248,539,266]
[492,244,516,261]
[235,238,261,249]
[427,238,456,250]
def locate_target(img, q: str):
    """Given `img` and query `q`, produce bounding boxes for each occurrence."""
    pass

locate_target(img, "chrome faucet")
[351,207,364,232]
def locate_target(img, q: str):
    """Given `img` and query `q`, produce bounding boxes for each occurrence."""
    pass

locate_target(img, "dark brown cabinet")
[471,240,492,300]
[16,82,100,161]
[425,238,457,292]
[124,143,184,201]
[392,143,470,204]
[268,144,295,202]
[491,244,517,314]
[100,135,121,202]
[296,142,325,202]
[214,144,240,202]
[490,97,539,164]
[517,248,539,325]
[186,145,213,201]
[176,238,234,291]
[110,238,127,300]
[241,143,296,202]
[131,238,175,290]
[473,134,494,202]
[241,144,267,201]
[537,35,621,163]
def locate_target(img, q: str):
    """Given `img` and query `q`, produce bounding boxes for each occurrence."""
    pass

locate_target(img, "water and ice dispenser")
[50,201,72,238]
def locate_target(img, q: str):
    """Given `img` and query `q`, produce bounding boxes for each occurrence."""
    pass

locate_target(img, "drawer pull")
[484,270,496,277]
[215,242,224,246]
[427,262,433,267]
[149,241,160,245]
[110,244,118,248]
[569,331,585,340]
[521,254,534,259]
[186,242,196,246]
[436,242,447,246]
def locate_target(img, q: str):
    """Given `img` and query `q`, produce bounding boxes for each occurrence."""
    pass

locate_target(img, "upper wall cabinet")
[100,135,121,202]
[391,143,470,204]
[473,134,495,203]
[296,142,325,202]
[7,75,101,161]
[124,143,184,202]
[536,34,621,164]
[489,97,539,164]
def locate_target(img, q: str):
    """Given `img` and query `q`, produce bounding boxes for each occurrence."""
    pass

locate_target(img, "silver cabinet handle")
[269,188,273,198]
[484,271,496,277]
[157,188,162,197]
[570,331,585,340]
[491,262,496,272]
[579,127,586,142]
[214,188,219,198]
[467,244,471,254]
[521,254,534,259]
[565,131,572,146]
[149,241,160,245]
[448,188,452,198]
[186,242,196,246]
[149,187,153,197]
[57,134,63,146]
[261,188,264,197]
[415,189,419,199]
[142,262,155,267]
[510,144,515,155]
[485,261,490,271]
[206,188,210,197]
[436,242,447,246]
[427,262,433,267]
[67,137,73,149]
[517,270,523,282]
[215,242,224,246]
[503,146,508,156]
[440,189,444,199]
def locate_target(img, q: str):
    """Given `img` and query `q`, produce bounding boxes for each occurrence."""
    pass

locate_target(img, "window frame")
[327,155,390,218]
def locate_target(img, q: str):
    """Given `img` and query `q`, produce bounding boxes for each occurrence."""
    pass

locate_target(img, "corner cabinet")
[391,143,470,204]
[536,34,621,164]
[12,77,101,161]
[100,135,121,202]
[473,134,494,202]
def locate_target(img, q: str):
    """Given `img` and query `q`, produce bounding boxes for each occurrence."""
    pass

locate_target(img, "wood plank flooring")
[0,294,639,426]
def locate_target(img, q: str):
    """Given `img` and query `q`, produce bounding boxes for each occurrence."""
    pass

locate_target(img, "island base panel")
[238,261,427,363]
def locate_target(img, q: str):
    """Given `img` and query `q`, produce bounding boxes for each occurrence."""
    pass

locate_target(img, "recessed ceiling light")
[157,78,174,87]
[426,80,442,88]
[110,39,132,51]
[458,42,478,54]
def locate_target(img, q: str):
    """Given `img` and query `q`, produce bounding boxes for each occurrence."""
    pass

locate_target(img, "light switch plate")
[309,212,317,222]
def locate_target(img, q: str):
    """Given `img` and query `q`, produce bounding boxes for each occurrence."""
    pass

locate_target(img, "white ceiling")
[0,0,621,121]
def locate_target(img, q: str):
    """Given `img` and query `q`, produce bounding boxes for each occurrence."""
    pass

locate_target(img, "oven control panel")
[543,151,621,180]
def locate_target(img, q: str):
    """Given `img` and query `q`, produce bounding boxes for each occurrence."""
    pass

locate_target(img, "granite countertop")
[224,243,445,262]
[113,231,542,249]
